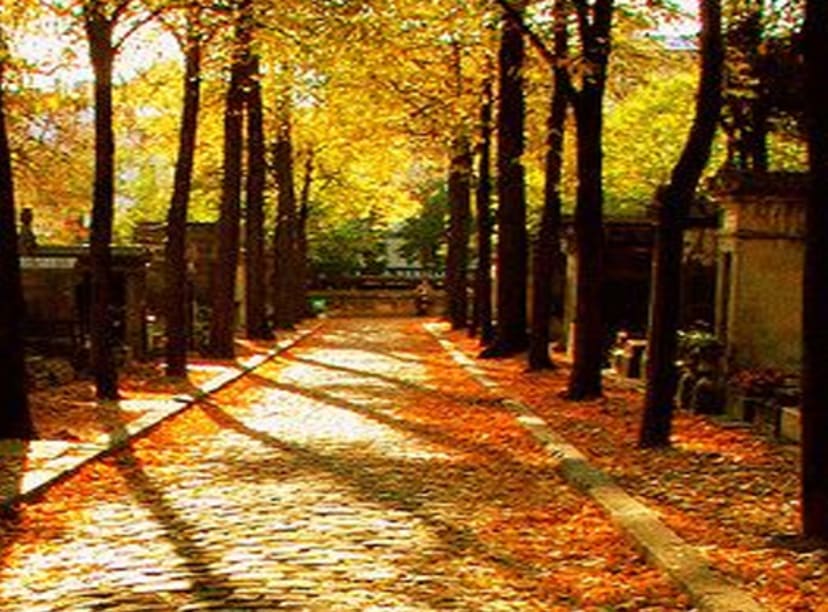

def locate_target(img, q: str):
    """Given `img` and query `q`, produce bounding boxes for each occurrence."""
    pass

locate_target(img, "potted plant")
[727,367,788,422]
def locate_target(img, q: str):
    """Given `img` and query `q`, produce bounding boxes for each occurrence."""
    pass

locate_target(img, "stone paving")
[0,318,689,611]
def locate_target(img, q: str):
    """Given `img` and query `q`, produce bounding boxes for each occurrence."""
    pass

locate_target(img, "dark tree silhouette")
[481,2,528,357]
[528,3,568,371]
[470,73,495,345]
[83,3,123,399]
[801,0,828,541]
[444,40,472,330]
[271,96,299,330]
[721,4,767,173]
[208,0,250,358]
[639,0,723,448]
[164,23,202,377]
[0,45,34,439]
[295,149,314,319]
[565,0,613,400]
[244,53,272,340]
[445,134,472,329]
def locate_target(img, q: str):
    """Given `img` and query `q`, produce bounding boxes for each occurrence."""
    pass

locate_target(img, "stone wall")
[714,172,807,372]
[308,289,447,318]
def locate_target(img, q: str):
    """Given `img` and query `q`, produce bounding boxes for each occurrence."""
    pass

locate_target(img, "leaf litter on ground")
[444,327,828,611]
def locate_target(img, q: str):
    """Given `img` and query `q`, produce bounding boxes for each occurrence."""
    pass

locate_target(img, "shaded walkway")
[0,318,687,610]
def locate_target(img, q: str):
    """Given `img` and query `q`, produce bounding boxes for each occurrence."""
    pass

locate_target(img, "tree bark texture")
[567,85,605,398]
[271,106,299,330]
[723,5,768,173]
[244,53,272,340]
[0,54,34,439]
[208,7,248,357]
[528,6,568,371]
[801,0,828,541]
[471,75,495,344]
[639,0,722,448]
[565,0,613,400]
[84,9,119,399]
[482,6,528,357]
[164,31,202,377]
[445,134,472,329]
[296,150,314,319]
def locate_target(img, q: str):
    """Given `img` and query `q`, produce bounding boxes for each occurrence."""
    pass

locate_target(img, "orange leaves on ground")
[382,326,689,609]
[26,339,278,445]
[444,328,828,611]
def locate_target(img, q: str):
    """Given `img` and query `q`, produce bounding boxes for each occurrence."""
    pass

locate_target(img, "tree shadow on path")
[197,398,550,580]
[89,403,290,607]
[269,354,504,408]
[0,439,28,581]
[246,371,533,470]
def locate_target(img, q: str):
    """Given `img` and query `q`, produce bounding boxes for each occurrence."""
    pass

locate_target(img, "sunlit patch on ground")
[0,319,688,610]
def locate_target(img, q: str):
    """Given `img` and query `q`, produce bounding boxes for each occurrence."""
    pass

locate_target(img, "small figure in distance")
[415,278,433,316]
[18,207,38,254]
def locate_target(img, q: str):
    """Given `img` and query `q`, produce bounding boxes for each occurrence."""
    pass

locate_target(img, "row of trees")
[1,0,825,538]
[436,0,826,539]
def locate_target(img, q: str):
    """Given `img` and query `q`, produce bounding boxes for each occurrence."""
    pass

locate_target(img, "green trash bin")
[310,298,327,315]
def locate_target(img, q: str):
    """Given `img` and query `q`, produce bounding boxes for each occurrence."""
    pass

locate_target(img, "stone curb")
[1,323,322,510]
[426,324,766,612]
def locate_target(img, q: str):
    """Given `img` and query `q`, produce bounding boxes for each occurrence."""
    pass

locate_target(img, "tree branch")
[491,0,556,66]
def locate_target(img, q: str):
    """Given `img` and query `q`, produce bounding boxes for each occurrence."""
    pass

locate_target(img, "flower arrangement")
[728,368,789,398]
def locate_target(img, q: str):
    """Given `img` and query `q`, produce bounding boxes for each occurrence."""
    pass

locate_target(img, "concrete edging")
[426,324,765,612]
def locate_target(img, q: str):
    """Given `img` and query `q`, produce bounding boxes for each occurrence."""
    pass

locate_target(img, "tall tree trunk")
[801,0,828,541]
[244,53,271,339]
[471,74,495,344]
[0,49,34,439]
[84,9,118,399]
[446,134,472,329]
[208,3,249,357]
[567,84,605,398]
[296,149,314,319]
[164,30,202,377]
[528,6,568,371]
[271,102,298,330]
[724,3,767,173]
[639,0,723,448]
[565,0,613,400]
[481,4,528,357]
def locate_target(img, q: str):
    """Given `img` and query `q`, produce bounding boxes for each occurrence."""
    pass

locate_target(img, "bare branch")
[113,6,169,50]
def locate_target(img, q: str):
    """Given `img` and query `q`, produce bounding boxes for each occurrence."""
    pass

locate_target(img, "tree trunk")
[296,150,314,319]
[244,53,272,340]
[164,31,202,377]
[481,5,528,357]
[208,8,248,357]
[84,10,118,399]
[471,75,495,344]
[271,104,298,330]
[801,0,828,541]
[0,52,34,439]
[565,0,613,400]
[445,134,472,329]
[639,0,723,448]
[528,7,568,371]
[567,84,605,399]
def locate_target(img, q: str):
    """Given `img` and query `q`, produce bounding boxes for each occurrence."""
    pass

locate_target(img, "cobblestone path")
[0,319,686,611]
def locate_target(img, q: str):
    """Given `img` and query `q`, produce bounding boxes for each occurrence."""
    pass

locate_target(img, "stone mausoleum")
[713,171,807,373]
